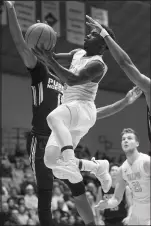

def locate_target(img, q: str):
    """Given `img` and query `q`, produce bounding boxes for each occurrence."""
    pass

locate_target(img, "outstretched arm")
[97,86,142,120]
[5,1,37,68]
[86,15,151,110]
[122,186,133,225]
[95,167,126,210]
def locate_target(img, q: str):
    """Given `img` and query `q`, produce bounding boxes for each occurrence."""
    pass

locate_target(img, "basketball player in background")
[95,128,150,225]
[86,15,151,143]
[96,163,133,226]
[5,2,143,225]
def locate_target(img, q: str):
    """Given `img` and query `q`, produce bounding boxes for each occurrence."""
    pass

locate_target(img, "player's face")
[110,166,119,179]
[121,133,139,153]
[84,29,105,54]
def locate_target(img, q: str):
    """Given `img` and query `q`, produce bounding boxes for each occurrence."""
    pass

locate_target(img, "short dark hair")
[109,162,120,172]
[121,128,139,142]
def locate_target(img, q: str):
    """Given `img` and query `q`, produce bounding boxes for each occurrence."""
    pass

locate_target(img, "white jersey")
[122,153,150,204]
[62,49,108,103]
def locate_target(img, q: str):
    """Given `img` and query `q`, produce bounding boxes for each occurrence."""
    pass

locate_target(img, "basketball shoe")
[91,157,112,193]
[52,158,83,183]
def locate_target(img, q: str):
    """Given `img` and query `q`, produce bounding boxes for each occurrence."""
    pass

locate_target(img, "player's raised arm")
[86,15,151,110]
[5,1,37,68]
[97,86,142,120]
[95,167,126,210]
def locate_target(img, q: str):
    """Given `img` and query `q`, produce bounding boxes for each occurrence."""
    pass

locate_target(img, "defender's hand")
[86,15,103,33]
[125,86,142,105]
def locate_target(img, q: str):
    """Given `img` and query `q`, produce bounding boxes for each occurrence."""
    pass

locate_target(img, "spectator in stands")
[57,199,69,214]
[96,163,132,226]
[86,182,97,196]
[28,208,39,225]
[1,153,12,190]
[68,215,76,225]
[20,172,36,195]
[51,186,64,211]
[4,209,20,226]
[1,202,10,226]
[17,204,29,225]
[24,184,38,210]
[74,145,84,159]
[118,153,126,165]
[12,157,24,186]
[52,209,62,225]
[7,197,18,210]
[18,197,25,206]
[2,186,9,203]
[94,149,106,160]
[9,187,20,204]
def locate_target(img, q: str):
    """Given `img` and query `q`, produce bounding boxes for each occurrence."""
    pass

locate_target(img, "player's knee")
[47,113,59,129]
[44,147,57,169]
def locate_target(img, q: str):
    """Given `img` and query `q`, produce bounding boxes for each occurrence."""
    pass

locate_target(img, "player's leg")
[44,132,61,168]
[26,133,54,226]
[63,179,96,225]
[46,104,76,162]
[52,101,111,191]
[51,101,95,182]
[77,157,112,193]
[46,103,82,183]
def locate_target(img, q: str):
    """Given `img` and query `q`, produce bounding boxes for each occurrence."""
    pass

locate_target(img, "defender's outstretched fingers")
[86,22,96,29]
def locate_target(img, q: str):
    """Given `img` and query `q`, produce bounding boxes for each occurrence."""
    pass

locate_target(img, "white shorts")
[46,100,97,149]
[128,203,150,225]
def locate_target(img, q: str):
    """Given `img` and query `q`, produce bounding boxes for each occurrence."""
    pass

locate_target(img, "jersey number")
[132,181,142,192]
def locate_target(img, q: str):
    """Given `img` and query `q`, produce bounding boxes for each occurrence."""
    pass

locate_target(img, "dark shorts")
[26,132,85,196]
[105,218,124,226]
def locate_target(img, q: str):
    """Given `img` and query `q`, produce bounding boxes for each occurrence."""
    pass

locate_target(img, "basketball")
[25,23,57,51]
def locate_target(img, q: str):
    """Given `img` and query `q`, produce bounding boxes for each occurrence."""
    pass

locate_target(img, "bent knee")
[46,113,60,129]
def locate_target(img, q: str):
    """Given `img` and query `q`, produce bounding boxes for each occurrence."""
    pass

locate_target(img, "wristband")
[100,29,110,38]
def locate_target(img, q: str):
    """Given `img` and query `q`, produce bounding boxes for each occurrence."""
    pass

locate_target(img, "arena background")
[1,0,150,159]
[1,1,150,226]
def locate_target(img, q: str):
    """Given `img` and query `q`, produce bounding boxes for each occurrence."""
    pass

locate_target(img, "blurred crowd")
[1,144,127,226]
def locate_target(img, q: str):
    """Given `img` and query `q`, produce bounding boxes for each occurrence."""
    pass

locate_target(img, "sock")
[61,146,75,162]
[79,159,97,172]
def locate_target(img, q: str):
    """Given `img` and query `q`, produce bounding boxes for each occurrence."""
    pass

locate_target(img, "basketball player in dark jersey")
[5,2,97,225]
[97,163,132,226]
[86,15,151,143]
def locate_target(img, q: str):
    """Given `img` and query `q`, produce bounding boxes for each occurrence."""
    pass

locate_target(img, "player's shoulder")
[139,152,150,161]
[70,48,84,56]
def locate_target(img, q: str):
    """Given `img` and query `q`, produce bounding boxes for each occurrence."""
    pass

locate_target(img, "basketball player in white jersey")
[34,24,117,191]
[95,128,150,225]
[86,15,151,142]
